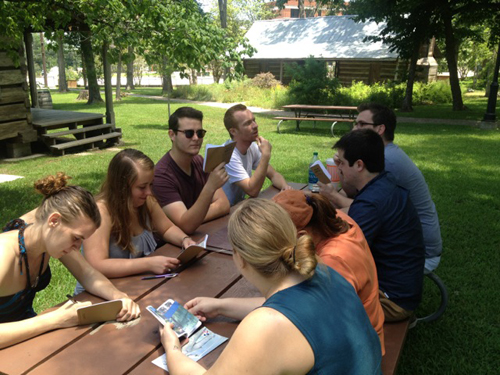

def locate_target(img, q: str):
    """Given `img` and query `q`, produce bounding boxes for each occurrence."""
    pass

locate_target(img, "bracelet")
[181,236,190,247]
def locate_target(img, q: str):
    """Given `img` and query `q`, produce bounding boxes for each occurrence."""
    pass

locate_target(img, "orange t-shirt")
[316,210,385,355]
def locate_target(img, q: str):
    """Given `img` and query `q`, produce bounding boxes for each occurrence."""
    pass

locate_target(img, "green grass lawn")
[1,92,499,373]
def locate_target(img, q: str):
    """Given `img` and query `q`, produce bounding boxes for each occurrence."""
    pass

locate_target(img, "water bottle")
[308,152,319,192]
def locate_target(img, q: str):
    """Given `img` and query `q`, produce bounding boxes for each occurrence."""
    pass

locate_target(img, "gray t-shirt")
[222,141,261,206]
[385,142,442,272]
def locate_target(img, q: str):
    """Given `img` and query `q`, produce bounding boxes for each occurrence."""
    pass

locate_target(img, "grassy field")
[1,91,499,373]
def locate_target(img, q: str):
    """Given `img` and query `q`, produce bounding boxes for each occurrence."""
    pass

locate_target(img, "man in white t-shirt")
[222,104,291,205]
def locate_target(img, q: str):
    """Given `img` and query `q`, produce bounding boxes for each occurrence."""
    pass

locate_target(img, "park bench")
[274,116,353,136]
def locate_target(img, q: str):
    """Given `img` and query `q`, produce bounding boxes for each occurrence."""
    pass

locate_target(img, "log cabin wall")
[244,59,400,86]
[0,47,37,157]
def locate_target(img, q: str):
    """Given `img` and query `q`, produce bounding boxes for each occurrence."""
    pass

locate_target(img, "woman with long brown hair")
[0,173,140,349]
[160,199,381,374]
[77,149,195,287]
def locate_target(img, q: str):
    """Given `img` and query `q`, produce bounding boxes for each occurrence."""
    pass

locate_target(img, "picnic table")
[0,182,408,375]
[275,104,358,136]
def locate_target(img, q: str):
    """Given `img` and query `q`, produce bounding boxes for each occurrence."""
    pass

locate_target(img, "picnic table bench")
[0,182,410,375]
[276,104,358,136]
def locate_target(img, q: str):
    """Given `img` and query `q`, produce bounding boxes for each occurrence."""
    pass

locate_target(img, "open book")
[77,299,123,325]
[310,160,332,184]
[203,141,236,173]
[148,299,228,371]
[177,234,208,265]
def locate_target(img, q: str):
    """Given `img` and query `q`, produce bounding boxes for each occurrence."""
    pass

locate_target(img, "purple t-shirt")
[153,152,209,209]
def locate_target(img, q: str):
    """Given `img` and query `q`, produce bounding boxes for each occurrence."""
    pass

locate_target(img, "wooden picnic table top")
[282,104,358,111]
[0,183,306,375]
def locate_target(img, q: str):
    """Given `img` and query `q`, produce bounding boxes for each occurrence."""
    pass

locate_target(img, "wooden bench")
[274,116,353,136]
[381,319,410,375]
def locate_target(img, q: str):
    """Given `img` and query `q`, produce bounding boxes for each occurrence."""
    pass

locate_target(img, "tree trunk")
[57,35,68,92]
[401,40,421,112]
[40,33,48,87]
[126,45,135,90]
[190,69,198,85]
[80,48,88,88]
[80,31,103,104]
[443,11,465,110]
[161,56,173,96]
[298,0,305,18]
[162,73,173,96]
[116,52,122,101]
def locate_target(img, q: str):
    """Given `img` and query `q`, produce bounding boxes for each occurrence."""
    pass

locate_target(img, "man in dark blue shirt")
[334,129,425,322]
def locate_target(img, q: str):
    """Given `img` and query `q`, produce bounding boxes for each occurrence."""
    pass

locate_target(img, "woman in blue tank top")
[0,173,140,349]
[159,198,382,375]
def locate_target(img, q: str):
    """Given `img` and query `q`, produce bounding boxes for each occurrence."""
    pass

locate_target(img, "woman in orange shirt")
[273,189,385,355]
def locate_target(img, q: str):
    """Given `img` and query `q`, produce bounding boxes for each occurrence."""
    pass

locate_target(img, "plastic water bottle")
[308,152,319,192]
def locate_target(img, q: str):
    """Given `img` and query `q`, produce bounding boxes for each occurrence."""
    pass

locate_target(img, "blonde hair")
[98,149,153,254]
[34,172,100,227]
[228,199,317,279]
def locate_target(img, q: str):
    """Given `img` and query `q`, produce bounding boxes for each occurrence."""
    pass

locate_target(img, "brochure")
[147,299,202,337]
[203,141,236,173]
[177,234,208,265]
[77,299,123,325]
[151,327,228,371]
[310,160,332,184]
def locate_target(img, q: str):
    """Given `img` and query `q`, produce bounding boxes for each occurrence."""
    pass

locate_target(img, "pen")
[141,273,178,280]
[66,294,76,304]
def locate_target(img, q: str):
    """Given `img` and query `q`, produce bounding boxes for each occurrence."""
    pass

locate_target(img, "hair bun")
[34,172,71,197]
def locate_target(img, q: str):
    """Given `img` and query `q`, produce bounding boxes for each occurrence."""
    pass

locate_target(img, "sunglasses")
[176,129,207,139]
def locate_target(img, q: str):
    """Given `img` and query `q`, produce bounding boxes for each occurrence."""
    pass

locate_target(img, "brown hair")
[306,194,349,240]
[98,149,153,254]
[223,103,247,139]
[228,199,317,280]
[34,172,100,227]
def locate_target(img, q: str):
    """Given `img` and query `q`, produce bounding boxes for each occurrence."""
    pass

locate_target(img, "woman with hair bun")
[160,198,382,375]
[273,189,385,355]
[76,149,196,289]
[0,173,140,349]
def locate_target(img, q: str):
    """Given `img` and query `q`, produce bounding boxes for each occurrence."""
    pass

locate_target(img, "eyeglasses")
[353,121,380,127]
[175,129,207,139]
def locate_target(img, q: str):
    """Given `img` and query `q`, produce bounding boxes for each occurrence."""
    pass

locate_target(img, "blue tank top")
[0,219,52,323]
[262,266,382,375]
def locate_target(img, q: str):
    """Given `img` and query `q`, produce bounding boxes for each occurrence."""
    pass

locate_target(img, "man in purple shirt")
[153,107,229,234]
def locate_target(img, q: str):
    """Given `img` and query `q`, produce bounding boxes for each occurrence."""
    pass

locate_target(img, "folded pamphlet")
[177,234,208,265]
[310,160,332,184]
[148,298,228,371]
[77,299,123,325]
[203,141,236,173]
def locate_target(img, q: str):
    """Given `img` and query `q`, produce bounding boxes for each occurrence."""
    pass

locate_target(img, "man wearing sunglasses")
[222,104,292,206]
[153,107,230,234]
[319,103,442,274]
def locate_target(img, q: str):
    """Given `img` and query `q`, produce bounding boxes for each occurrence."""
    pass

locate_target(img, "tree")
[345,0,435,111]
[56,34,68,92]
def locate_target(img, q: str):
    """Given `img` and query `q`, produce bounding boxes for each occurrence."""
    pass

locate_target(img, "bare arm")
[61,251,140,321]
[0,300,91,349]
[162,308,314,375]
[82,201,180,278]
[266,165,291,191]
[162,163,229,234]
[235,137,271,198]
[184,297,265,322]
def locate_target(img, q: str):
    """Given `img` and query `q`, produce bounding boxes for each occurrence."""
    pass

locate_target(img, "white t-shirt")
[222,141,261,205]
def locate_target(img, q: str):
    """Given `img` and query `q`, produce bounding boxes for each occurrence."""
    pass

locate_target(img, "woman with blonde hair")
[273,189,385,355]
[160,199,382,375]
[76,149,195,289]
[0,173,140,349]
